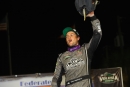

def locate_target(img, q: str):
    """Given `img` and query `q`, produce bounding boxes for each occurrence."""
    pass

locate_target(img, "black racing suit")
[51,16,102,87]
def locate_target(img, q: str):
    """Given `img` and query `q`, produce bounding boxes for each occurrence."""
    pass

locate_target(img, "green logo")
[98,72,119,84]
[64,56,71,60]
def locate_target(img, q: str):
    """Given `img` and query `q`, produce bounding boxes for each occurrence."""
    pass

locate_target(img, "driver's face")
[66,31,80,47]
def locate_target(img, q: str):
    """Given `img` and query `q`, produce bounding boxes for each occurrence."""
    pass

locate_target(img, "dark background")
[0,0,130,86]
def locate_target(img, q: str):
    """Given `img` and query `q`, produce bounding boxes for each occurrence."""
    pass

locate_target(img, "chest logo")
[66,58,85,70]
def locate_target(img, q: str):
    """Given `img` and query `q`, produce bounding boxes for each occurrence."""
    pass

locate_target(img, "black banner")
[91,67,124,87]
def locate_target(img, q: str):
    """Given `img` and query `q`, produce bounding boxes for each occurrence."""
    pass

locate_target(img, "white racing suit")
[51,17,102,87]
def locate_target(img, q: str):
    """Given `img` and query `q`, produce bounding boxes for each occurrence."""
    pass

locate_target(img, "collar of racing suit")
[68,45,81,52]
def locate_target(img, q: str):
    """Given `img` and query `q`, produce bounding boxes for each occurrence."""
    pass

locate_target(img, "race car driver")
[51,11,102,87]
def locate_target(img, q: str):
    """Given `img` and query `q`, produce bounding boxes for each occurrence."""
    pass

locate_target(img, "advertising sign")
[0,67,123,87]
[91,67,124,87]
[0,73,65,87]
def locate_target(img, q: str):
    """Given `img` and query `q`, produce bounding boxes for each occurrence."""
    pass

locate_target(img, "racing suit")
[51,16,102,87]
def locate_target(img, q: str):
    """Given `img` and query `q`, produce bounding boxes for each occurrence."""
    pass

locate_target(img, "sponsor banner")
[0,73,65,87]
[0,67,123,87]
[91,67,124,87]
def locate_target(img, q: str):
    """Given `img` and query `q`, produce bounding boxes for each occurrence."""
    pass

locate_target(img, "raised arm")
[86,12,102,54]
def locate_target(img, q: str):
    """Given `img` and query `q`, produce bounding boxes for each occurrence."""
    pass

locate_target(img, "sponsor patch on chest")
[66,58,85,70]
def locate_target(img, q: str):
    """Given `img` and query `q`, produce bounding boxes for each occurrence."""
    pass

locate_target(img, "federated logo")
[20,80,52,87]
[98,72,119,84]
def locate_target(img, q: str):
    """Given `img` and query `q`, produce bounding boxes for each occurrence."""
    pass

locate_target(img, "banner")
[0,67,123,87]
[0,73,65,87]
[91,67,124,87]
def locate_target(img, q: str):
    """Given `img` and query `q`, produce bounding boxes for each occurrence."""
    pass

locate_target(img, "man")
[51,11,102,87]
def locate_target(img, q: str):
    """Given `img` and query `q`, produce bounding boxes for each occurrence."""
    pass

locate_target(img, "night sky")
[0,0,130,76]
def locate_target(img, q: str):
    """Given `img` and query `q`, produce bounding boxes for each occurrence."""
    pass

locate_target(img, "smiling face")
[66,31,80,47]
